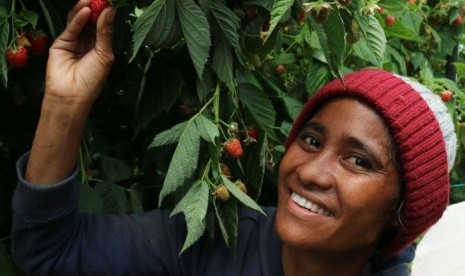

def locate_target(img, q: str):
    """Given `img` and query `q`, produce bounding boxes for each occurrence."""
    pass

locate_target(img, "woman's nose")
[295,151,336,191]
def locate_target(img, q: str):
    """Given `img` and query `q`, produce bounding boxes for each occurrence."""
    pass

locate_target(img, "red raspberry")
[27,32,48,56]
[385,16,395,26]
[224,138,243,158]
[248,129,259,140]
[5,46,28,68]
[440,90,453,102]
[90,0,111,23]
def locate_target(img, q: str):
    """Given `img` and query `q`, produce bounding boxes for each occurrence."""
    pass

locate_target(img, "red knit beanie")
[285,69,457,257]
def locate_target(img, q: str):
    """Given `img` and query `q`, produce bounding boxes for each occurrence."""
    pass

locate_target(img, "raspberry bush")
[1,0,465,272]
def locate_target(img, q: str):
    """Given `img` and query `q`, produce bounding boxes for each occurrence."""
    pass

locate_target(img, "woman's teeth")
[291,192,332,217]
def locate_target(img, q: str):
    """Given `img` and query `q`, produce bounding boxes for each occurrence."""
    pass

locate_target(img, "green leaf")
[379,0,408,13]
[95,182,128,215]
[386,45,407,75]
[0,243,15,275]
[128,185,144,214]
[171,180,209,253]
[0,11,8,87]
[38,0,57,38]
[356,14,386,67]
[210,0,241,50]
[150,121,189,148]
[15,9,38,29]
[158,121,201,205]
[79,184,103,213]
[213,197,238,253]
[306,59,331,95]
[177,0,211,78]
[282,95,303,121]
[136,55,184,132]
[310,8,345,79]
[101,155,132,182]
[212,39,235,91]
[384,18,422,41]
[453,62,465,79]
[265,0,294,42]
[197,68,214,101]
[244,134,267,200]
[221,175,265,215]
[194,115,219,145]
[131,0,181,61]
[254,72,302,120]
[238,83,276,140]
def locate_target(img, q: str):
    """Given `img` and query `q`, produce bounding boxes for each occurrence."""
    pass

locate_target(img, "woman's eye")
[347,156,372,169]
[303,136,320,148]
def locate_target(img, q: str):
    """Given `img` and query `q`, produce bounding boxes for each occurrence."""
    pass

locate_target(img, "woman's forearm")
[25,99,91,185]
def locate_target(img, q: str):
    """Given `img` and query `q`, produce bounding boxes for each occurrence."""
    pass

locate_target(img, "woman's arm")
[25,0,115,185]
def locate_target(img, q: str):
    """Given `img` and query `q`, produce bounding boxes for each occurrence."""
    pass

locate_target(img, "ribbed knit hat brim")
[286,69,454,257]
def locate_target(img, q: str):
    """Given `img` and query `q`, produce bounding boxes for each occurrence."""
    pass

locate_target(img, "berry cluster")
[5,31,48,69]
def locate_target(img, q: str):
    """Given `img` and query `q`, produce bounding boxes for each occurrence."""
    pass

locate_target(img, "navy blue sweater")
[11,153,413,275]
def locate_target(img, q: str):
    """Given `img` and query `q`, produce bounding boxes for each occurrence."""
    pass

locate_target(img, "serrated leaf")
[212,39,235,91]
[95,182,128,215]
[282,95,303,121]
[221,175,265,215]
[15,9,38,29]
[210,0,240,50]
[306,60,331,95]
[379,0,408,13]
[356,14,386,68]
[386,45,407,75]
[194,115,219,144]
[79,184,103,214]
[265,0,294,43]
[171,180,209,253]
[158,121,201,205]
[384,18,422,41]
[131,0,181,61]
[101,156,132,182]
[237,83,276,140]
[0,12,8,87]
[213,198,238,253]
[197,68,214,101]
[310,9,345,79]
[254,72,302,120]
[136,56,184,132]
[150,121,188,148]
[177,0,211,78]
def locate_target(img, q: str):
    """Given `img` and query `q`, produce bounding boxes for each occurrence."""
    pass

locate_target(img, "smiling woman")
[278,69,457,275]
[10,1,458,275]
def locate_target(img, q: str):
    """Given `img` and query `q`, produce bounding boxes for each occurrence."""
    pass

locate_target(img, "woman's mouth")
[291,192,333,217]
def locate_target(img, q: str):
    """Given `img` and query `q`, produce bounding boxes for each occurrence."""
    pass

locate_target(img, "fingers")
[59,7,92,43]
[67,0,91,25]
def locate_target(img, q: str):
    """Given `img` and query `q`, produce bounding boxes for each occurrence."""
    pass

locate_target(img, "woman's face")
[276,97,400,254]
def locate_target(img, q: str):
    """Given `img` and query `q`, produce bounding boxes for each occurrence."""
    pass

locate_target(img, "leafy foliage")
[0,0,465,270]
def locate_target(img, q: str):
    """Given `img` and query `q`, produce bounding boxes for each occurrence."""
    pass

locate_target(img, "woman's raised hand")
[24,0,115,185]
[45,0,115,108]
